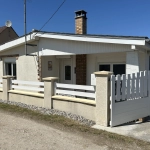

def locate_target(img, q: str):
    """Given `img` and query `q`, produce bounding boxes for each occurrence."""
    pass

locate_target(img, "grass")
[0,102,150,149]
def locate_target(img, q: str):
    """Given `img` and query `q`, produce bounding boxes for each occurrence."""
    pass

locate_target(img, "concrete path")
[93,119,150,142]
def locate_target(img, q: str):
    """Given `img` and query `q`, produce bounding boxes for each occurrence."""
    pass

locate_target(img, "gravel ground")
[0,100,95,126]
[0,111,108,150]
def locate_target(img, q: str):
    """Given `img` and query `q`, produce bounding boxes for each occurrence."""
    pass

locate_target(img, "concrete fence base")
[0,72,112,127]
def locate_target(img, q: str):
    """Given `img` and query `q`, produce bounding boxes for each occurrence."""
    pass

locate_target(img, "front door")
[60,59,72,84]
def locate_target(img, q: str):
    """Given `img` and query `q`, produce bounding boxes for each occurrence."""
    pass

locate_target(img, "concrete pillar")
[2,76,14,101]
[126,51,139,74]
[94,71,113,127]
[43,77,58,109]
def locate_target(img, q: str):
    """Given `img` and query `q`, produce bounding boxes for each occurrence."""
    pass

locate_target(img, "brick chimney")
[75,10,87,85]
[75,10,87,34]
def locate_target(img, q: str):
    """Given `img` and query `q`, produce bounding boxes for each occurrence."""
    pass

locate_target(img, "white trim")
[12,85,44,92]
[12,80,44,86]
[37,33,146,46]
[56,89,95,98]
[55,83,95,91]
[0,34,34,52]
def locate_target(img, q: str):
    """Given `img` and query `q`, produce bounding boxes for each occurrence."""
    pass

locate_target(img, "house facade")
[0,10,150,85]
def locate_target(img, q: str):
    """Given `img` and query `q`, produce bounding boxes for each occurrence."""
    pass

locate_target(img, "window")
[113,64,125,76]
[99,64,110,72]
[99,63,125,75]
[65,65,71,80]
[5,62,16,76]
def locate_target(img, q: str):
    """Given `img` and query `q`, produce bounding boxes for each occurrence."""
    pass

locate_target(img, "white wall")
[0,60,3,78]
[39,38,131,55]
[126,51,139,74]
[139,51,147,71]
[86,52,126,85]
[41,55,76,84]
[41,56,59,79]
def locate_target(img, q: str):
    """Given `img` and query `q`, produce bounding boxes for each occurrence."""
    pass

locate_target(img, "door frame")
[59,58,73,84]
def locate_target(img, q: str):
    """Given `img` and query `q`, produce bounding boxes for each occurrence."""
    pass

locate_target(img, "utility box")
[91,74,96,85]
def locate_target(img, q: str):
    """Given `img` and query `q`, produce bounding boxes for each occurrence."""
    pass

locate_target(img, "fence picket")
[136,72,140,98]
[116,75,121,101]
[121,74,126,100]
[148,71,150,97]
[140,71,144,97]
[131,73,135,99]
[144,71,148,97]
[127,74,131,99]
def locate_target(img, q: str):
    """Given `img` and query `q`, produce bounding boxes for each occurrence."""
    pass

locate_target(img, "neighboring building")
[0,26,18,45]
[0,10,149,85]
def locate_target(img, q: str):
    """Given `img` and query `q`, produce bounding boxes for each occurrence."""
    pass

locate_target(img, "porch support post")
[126,51,139,74]
[43,77,58,109]
[2,76,14,101]
[94,71,113,127]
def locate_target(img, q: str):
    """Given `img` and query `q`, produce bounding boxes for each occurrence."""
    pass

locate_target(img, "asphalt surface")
[0,111,108,150]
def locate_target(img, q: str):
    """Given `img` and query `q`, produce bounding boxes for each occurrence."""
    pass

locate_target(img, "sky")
[1,0,150,37]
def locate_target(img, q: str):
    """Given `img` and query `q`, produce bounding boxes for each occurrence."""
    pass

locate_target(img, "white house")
[0,10,150,85]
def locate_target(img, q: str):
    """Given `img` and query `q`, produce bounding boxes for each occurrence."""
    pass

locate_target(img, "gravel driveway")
[0,111,108,150]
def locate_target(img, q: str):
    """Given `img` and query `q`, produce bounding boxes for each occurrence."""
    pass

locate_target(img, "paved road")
[0,111,108,150]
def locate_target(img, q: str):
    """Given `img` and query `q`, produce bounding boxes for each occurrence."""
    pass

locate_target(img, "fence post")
[2,76,14,101]
[94,71,113,127]
[43,77,59,109]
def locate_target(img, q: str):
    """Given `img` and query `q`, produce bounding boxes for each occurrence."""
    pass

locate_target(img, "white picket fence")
[0,79,2,88]
[110,71,150,127]
[111,71,149,101]
[11,80,44,92]
[54,83,95,99]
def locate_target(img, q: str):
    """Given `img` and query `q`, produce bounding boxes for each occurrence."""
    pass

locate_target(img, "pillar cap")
[2,75,15,79]
[42,77,59,81]
[94,71,113,77]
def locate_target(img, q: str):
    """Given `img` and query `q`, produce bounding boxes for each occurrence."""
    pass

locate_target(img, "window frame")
[98,62,126,75]
[3,58,16,77]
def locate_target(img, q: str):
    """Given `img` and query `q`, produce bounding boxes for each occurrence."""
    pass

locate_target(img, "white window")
[98,63,126,75]
[5,63,16,76]
[4,58,16,77]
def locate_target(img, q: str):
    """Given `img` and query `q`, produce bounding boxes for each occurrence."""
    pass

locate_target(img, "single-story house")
[0,10,150,85]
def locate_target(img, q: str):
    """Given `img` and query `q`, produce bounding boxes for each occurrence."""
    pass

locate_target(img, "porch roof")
[0,31,150,53]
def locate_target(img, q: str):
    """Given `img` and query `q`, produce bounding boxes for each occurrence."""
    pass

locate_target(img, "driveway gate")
[110,71,150,127]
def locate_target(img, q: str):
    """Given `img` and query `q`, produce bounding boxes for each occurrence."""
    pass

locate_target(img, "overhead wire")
[34,0,66,36]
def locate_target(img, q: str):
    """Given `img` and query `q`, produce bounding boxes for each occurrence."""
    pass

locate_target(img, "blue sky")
[1,0,150,37]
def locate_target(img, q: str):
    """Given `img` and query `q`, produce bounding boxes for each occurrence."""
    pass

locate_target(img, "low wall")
[8,90,44,107]
[52,96,96,121]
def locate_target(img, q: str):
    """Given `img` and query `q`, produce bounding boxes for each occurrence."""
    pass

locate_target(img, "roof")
[12,30,149,42]
[0,30,150,53]
[0,26,7,34]
[35,31,149,40]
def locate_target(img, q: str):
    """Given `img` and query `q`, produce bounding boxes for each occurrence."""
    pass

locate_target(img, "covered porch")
[38,34,150,85]
[40,50,148,85]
